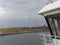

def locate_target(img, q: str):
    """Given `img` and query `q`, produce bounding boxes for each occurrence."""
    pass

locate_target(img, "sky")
[0,0,48,28]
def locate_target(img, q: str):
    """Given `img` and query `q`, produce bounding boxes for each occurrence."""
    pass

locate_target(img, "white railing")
[39,33,60,45]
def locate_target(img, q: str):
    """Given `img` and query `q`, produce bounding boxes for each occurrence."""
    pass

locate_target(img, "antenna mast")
[48,0,57,3]
[48,0,52,3]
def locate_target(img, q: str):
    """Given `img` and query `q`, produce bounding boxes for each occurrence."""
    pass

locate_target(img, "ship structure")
[38,0,60,45]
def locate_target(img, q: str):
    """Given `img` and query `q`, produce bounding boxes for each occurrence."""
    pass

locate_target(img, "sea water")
[0,32,50,45]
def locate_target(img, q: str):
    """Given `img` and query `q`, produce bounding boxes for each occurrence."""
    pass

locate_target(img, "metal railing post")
[43,34,46,45]
[55,36,58,45]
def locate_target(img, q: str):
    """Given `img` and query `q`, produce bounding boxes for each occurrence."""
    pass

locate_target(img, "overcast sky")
[0,0,48,28]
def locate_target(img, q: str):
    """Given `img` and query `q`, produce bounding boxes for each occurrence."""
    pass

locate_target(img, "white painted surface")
[38,0,60,15]
[39,33,60,45]
[44,10,60,16]
[53,39,60,45]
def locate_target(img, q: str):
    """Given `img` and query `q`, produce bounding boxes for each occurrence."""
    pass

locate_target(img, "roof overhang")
[38,0,60,17]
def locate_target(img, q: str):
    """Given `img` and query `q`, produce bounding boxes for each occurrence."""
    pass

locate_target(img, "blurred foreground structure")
[38,0,60,45]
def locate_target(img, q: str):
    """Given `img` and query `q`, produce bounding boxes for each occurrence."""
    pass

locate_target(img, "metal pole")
[48,0,52,3]
[43,34,46,45]
[55,36,58,45]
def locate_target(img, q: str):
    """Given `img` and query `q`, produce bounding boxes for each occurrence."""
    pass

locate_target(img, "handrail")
[39,33,60,38]
[39,33,60,45]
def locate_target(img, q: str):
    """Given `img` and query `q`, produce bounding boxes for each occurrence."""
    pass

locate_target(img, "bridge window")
[48,16,60,36]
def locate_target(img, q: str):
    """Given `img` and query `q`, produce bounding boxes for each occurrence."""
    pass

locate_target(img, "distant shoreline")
[0,27,49,36]
[0,31,49,36]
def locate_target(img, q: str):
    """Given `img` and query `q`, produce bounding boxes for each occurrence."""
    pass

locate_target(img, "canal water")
[0,32,50,45]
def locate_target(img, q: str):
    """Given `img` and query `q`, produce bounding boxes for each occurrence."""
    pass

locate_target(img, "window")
[53,19,60,36]
[48,16,60,36]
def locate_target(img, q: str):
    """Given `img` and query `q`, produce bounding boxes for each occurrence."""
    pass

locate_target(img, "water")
[0,32,50,45]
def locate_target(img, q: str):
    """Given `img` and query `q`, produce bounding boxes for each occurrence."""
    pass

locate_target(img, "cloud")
[0,0,48,27]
